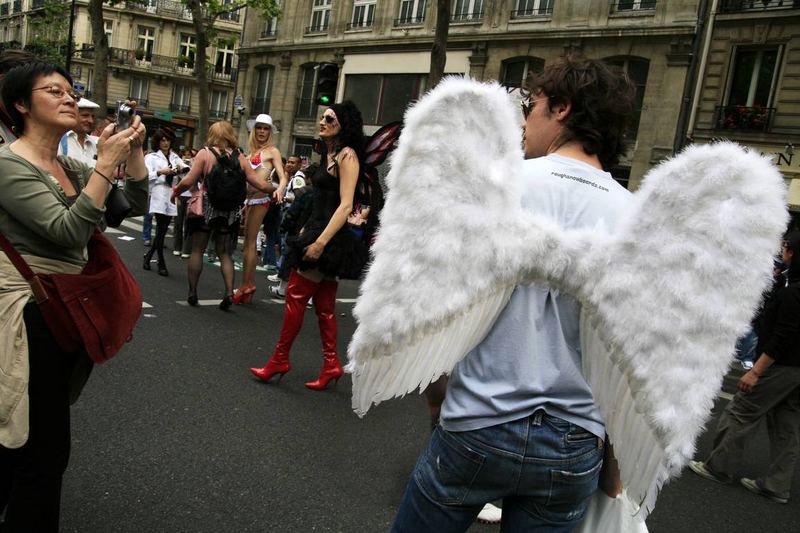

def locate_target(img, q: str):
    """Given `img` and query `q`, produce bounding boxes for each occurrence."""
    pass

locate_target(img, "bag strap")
[0,230,36,280]
[0,230,51,303]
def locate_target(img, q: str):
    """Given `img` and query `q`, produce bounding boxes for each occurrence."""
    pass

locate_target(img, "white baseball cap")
[77,98,100,109]
[254,113,278,133]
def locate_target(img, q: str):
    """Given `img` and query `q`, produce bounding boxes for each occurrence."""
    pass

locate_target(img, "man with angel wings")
[391,55,635,531]
[346,52,788,531]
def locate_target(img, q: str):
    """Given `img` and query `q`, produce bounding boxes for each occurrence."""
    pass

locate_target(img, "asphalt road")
[54,218,799,532]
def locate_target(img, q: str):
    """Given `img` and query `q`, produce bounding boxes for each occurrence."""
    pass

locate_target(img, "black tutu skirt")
[286,223,369,280]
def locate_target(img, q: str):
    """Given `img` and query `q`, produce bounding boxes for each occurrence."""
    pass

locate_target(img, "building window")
[500,57,545,89]
[219,0,241,22]
[136,26,155,62]
[215,42,235,77]
[605,57,649,139]
[104,20,113,47]
[397,0,427,25]
[262,14,278,38]
[296,64,318,119]
[129,78,149,108]
[613,0,657,11]
[210,90,229,119]
[252,67,274,114]
[350,0,376,29]
[171,84,191,113]
[511,0,553,18]
[714,46,781,131]
[293,137,316,161]
[178,34,196,70]
[344,74,427,125]
[309,0,331,32]
[452,0,484,21]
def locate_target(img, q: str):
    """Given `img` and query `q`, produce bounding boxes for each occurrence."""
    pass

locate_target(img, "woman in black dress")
[250,101,368,390]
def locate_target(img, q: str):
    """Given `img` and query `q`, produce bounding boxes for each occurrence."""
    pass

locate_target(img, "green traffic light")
[319,95,331,105]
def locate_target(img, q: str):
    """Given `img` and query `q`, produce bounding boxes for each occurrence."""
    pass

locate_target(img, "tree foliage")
[26,0,69,65]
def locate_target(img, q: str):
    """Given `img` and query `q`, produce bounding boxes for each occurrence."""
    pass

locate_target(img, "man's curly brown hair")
[525,54,636,169]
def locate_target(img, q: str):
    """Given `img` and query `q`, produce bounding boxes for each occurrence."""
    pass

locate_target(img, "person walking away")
[172,120,274,309]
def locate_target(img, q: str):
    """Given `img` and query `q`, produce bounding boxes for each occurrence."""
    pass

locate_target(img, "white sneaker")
[476,502,502,525]
[172,250,181,256]
[267,273,281,283]
[180,253,190,259]
[269,285,285,298]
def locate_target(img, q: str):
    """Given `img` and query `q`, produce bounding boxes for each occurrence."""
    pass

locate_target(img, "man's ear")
[553,100,572,123]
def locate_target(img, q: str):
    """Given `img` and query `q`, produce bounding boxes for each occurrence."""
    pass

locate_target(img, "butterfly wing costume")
[346,77,788,515]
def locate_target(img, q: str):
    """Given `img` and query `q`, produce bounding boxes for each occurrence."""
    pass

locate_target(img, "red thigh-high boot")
[250,270,319,383]
[305,279,343,390]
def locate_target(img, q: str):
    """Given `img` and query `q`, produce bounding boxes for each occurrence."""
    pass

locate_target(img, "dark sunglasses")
[322,114,337,125]
[520,92,550,119]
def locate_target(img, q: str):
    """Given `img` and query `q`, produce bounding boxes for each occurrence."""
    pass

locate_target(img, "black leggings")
[0,304,78,532]
[144,213,172,265]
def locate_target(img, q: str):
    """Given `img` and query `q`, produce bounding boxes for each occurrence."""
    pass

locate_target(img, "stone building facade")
[687,0,800,215]
[0,0,243,148]
[236,0,703,189]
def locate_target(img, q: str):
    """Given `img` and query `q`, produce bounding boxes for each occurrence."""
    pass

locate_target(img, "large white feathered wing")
[570,143,788,515]
[347,78,528,415]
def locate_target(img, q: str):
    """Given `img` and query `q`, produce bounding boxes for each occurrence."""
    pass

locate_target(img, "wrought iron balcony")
[304,24,328,34]
[169,103,190,113]
[347,20,374,30]
[451,11,484,22]
[251,97,270,115]
[611,0,657,12]
[511,5,554,18]
[209,68,237,83]
[210,109,228,120]
[720,0,799,12]
[260,28,277,38]
[714,105,776,132]
[394,16,425,26]
[219,10,240,22]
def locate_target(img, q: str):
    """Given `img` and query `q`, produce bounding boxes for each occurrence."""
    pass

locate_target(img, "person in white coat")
[143,129,185,276]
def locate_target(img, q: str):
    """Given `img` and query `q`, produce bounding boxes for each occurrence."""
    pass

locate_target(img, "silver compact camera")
[115,101,132,132]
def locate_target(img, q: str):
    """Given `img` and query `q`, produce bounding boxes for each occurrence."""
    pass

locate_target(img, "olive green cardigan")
[0,144,148,267]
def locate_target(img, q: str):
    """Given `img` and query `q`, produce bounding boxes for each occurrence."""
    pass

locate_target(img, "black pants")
[145,213,172,266]
[0,304,77,532]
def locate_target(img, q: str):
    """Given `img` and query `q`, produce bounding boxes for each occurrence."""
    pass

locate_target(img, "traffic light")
[316,62,339,106]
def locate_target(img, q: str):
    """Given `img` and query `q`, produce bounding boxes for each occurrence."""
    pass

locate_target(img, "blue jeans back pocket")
[546,454,602,510]
[414,428,486,506]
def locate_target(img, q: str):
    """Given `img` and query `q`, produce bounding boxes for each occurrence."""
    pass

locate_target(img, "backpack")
[205,147,247,211]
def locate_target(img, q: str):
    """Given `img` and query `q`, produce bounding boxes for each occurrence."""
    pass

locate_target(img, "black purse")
[104,182,132,228]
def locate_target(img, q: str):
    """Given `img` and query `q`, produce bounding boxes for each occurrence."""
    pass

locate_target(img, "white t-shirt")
[58,131,98,168]
[441,154,632,439]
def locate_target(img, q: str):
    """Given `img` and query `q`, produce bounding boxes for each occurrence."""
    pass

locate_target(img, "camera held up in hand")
[114,101,132,133]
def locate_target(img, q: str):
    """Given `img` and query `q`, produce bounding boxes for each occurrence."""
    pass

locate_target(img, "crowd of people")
[0,49,797,533]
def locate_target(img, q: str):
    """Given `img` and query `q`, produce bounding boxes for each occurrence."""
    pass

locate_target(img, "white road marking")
[142,302,153,308]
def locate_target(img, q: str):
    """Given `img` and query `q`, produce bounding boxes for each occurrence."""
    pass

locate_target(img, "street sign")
[73,82,85,93]
[233,95,243,108]
[154,111,173,121]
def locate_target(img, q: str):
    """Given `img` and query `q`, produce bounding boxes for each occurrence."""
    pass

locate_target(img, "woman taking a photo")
[250,101,368,390]
[233,113,286,305]
[173,120,274,310]
[0,61,147,532]
[143,128,186,276]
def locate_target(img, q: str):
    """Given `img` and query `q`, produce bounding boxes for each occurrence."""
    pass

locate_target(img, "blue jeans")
[142,213,153,242]
[392,411,603,533]
[735,328,758,365]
